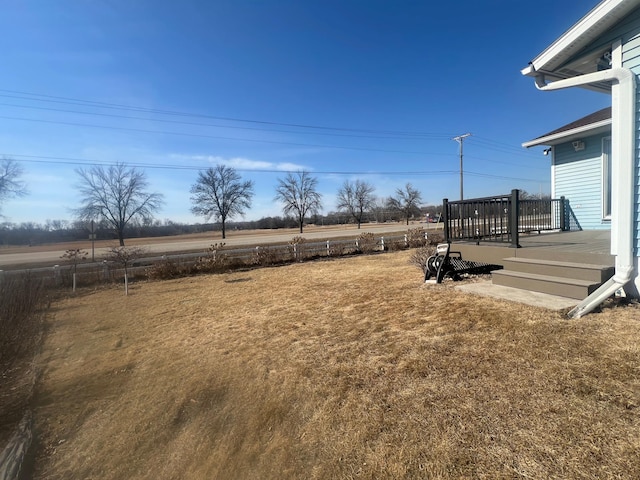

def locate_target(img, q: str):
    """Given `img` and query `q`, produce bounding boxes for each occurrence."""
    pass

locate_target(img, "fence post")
[443,198,450,243]
[560,196,567,231]
[404,234,408,247]
[510,189,521,248]
[380,237,385,251]
[474,209,480,245]
[326,241,330,256]
[53,264,61,286]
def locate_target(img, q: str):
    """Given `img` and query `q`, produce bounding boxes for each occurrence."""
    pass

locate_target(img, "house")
[520,0,640,316]
[522,107,612,231]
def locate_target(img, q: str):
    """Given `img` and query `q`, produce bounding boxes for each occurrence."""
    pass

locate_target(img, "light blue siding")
[625,41,640,255]
[567,6,640,253]
[554,133,610,230]
[576,7,640,57]
[622,34,640,65]
[613,12,640,254]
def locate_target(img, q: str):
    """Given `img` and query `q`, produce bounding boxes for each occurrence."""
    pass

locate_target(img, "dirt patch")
[30,251,640,479]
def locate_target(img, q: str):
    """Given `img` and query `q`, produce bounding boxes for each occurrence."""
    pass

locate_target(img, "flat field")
[31,250,640,479]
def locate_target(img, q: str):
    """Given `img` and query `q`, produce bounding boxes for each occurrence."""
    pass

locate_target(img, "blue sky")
[0,0,611,225]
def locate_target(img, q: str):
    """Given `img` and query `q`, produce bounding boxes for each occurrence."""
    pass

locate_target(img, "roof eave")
[522,0,637,77]
[522,119,612,147]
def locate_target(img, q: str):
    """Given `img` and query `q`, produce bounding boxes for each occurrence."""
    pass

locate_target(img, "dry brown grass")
[31,251,640,479]
[0,273,49,449]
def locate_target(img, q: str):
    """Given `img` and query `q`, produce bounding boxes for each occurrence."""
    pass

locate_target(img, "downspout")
[533,68,636,318]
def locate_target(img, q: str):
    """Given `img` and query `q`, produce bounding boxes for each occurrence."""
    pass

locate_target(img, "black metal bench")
[424,243,503,283]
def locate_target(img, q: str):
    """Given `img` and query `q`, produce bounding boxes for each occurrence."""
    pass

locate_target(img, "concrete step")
[501,257,614,283]
[491,269,599,300]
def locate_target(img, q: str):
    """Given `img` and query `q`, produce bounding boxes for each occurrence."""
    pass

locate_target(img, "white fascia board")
[521,0,635,77]
[522,119,612,148]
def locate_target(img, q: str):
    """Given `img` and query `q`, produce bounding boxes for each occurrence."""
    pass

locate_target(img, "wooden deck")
[450,230,613,266]
[448,230,614,299]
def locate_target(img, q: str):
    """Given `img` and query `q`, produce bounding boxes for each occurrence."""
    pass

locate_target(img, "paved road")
[0,223,442,269]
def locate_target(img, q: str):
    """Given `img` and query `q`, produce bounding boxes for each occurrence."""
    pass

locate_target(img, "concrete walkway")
[455,280,579,310]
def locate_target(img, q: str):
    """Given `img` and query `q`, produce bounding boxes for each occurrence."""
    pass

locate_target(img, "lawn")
[31,250,640,479]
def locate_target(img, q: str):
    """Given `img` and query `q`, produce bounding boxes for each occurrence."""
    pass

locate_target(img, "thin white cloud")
[275,162,307,171]
[224,157,276,170]
[170,154,308,172]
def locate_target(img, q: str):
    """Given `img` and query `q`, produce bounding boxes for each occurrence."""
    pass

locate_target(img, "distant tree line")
[0,205,440,247]
[0,158,444,246]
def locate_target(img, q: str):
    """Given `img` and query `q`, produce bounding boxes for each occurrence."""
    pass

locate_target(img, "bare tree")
[370,196,390,223]
[0,157,27,213]
[60,248,88,292]
[190,165,254,239]
[387,183,423,225]
[274,171,322,233]
[105,245,146,295]
[74,163,164,246]
[520,190,551,201]
[336,180,375,229]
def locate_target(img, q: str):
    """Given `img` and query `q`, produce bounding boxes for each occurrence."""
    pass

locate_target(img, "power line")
[0,89,554,183]
[466,171,550,183]
[4,152,549,183]
[0,90,557,163]
[2,153,460,175]
[0,102,447,141]
[1,102,549,163]
[0,115,455,156]
[470,135,540,157]
[465,155,548,170]
[0,89,455,138]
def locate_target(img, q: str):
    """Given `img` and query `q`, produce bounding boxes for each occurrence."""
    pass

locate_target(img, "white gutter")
[533,68,636,318]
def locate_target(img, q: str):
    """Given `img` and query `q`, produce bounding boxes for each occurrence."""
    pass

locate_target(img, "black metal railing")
[443,189,570,248]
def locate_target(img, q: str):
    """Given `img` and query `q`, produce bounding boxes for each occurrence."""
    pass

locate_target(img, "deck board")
[450,230,613,266]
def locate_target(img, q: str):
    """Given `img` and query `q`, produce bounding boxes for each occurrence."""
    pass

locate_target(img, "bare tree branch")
[190,165,254,239]
[0,157,27,215]
[274,171,322,233]
[387,183,423,225]
[73,163,164,246]
[336,180,376,229]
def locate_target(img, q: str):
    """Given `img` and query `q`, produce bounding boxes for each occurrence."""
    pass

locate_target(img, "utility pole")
[453,133,471,200]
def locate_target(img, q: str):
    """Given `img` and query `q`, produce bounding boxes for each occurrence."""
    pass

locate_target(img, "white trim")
[602,136,612,220]
[522,119,611,148]
[522,0,637,77]
[550,148,556,198]
[612,38,623,67]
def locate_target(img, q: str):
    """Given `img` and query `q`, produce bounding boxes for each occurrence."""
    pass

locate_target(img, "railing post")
[560,196,567,231]
[510,189,521,248]
[443,198,450,243]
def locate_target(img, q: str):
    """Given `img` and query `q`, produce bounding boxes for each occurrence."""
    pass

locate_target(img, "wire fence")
[0,231,436,290]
